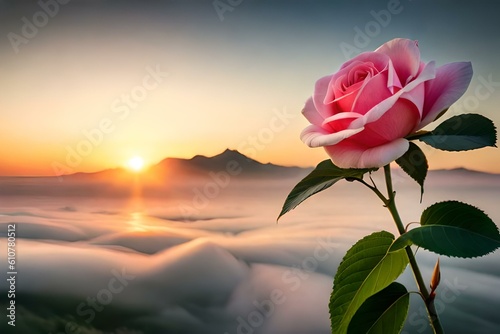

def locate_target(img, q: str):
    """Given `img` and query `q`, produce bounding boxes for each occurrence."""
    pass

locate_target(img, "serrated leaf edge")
[331,232,409,333]
[417,113,497,151]
[390,225,500,259]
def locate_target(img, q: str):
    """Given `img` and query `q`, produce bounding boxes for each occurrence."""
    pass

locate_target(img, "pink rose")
[301,38,473,168]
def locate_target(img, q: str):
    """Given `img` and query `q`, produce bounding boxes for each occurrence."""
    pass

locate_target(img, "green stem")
[383,165,444,334]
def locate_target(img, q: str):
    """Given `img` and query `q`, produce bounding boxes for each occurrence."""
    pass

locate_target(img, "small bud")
[430,258,441,292]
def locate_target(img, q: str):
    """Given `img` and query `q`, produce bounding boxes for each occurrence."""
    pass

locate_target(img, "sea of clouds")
[1,169,500,334]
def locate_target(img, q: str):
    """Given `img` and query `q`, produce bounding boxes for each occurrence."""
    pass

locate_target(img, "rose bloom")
[301,38,472,168]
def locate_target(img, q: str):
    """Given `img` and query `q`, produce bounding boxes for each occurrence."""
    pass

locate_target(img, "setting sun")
[127,156,145,172]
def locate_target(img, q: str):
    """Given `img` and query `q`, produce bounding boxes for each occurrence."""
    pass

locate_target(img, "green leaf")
[277,160,375,220]
[330,231,409,334]
[348,282,410,334]
[417,114,497,151]
[390,201,500,258]
[395,142,428,201]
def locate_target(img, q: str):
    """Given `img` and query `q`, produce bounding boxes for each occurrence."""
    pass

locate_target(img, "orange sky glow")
[1,1,499,176]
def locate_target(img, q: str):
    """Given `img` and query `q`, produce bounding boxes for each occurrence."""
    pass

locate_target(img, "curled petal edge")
[300,125,365,147]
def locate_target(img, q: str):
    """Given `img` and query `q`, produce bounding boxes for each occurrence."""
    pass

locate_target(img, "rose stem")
[383,164,444,334]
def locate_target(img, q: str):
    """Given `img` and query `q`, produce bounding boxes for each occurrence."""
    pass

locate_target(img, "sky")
[1,0,500,176]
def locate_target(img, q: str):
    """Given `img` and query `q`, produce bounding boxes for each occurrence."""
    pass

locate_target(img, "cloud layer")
[1,170,500,333]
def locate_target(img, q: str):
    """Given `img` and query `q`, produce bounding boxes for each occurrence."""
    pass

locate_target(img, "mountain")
[150,149,307,178]
[67,149,308,181]
[430,167,500,177]
[424,167,500,187]
[0,150,310,197]
[2,150,498,198]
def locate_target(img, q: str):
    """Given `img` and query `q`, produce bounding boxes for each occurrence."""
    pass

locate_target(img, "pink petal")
[312,75,336,119]
[376,38,421,85]
[325,138,409,169]
[323,112,363,132]
[349,98,421,147]
[302,97,324,127]
[348,61,436,130]
[351,70,392,114]
[331,61,367,98]
[324,53,389,113]
[400,81,425,117]
[339,51,389,72]
[301,125,364,147]
[333,83,360,112]
[328,63,367,112]
[323,112,363,125]
[386,59,403,93]
[418,62,473,129]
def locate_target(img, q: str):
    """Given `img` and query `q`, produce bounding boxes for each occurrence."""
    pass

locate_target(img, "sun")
[127,156,145,172]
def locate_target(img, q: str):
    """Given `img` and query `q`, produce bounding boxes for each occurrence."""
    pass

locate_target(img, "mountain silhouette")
[151,149,306,178]
[0,150,309,197]
[1,150,498,198]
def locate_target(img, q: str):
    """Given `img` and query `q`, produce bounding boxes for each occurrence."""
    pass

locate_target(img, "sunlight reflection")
[125,173,152,232]
[127,173,144,210]
[127,211,148,232]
